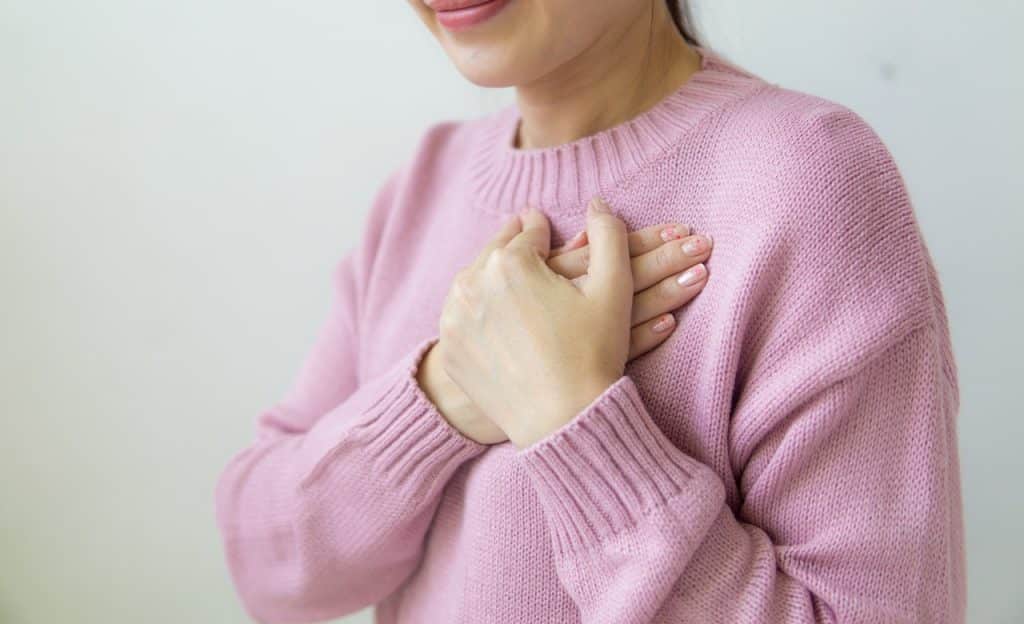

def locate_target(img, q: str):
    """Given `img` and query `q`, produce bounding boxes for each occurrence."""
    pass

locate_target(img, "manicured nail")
[589,197,610,213]
[682,234,711,256]
[554,231,581,252]
[660,225,689,242]
[652,314,675,333]
[677,263,706,286]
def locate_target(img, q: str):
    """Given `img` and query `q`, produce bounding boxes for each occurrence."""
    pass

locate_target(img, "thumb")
[582,197,632,303]
[507,206,552,259]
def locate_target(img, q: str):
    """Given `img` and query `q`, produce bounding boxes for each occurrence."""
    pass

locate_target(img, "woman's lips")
[428,0,512,32]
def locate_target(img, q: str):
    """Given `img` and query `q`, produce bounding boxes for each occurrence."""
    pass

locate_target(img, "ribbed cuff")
[517,375,723,554]
[314,336,488,504]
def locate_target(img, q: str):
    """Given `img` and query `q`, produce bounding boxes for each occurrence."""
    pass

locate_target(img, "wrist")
[416,342,504,445]
[510,373,620,449]
[416,343,467,419]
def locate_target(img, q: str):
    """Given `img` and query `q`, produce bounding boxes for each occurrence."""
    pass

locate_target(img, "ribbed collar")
[465,46,766,216]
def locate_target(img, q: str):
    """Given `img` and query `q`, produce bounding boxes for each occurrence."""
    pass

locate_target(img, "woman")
[215,1,965,622]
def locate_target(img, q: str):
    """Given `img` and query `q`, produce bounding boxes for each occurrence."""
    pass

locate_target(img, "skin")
[408,0,713,447]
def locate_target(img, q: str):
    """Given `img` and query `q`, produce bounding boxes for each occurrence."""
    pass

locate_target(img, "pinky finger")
[627,313,676,361]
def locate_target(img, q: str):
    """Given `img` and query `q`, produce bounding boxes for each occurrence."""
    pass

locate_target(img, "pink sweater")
[214,47,965,623]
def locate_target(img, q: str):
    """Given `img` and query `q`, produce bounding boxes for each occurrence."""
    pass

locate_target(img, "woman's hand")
[546,221,713,358]
[417,201,713,446]
[437,198,647,449]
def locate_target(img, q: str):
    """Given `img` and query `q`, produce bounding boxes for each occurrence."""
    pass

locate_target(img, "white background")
[2,1,1021,622]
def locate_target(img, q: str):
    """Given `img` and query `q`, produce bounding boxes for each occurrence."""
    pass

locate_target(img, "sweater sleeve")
[213,168,487,624]
[517,318,963,623]
[516,104,965,623]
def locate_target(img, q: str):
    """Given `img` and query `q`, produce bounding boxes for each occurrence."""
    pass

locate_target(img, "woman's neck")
[512,5,701,150]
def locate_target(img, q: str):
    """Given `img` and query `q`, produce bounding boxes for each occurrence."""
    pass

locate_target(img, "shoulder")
[720,84,913,225]
[363,111,495,218]
[718,83,906,211]
[340,113,489,274]
[736,87,925,285]
[396,112,495,179]
[688,73,922,282]
[706,85,943,370]
[358,115,474,223]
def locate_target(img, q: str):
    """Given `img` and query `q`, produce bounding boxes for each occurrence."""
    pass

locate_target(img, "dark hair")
[665,0,701,47]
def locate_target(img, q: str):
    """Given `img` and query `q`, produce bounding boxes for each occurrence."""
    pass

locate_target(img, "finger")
[472,213,522,270]
[581,197,632,301]
[550,230,588,258]
[630,232,713,292]
[630,262,708,326]
[507,206,552,259]
[627,313,677,361]
[549,225,707,288]
[546,239,590,279]
[547,222,689,280]
[627,222,691,256]
[549,221,685,259]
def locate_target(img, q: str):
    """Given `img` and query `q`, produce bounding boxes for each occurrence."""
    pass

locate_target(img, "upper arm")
[728,97,937,443]
[718,96,963,618]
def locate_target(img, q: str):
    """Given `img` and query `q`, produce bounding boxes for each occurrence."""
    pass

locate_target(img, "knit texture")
[214,46,965,623]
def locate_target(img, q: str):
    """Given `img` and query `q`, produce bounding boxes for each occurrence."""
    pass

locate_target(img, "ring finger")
[630,262,709,327]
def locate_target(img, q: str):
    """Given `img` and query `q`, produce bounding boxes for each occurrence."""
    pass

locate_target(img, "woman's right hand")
[416,219,714,445]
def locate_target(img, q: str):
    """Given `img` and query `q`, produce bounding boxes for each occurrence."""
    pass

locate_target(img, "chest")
[357,196,586,381]
[353,190,770,510]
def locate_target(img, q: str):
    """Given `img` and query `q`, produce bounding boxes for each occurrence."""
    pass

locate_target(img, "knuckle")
[656,243,679,272]
[494,246,530,270]
[439,313,460,338]
[439,343,459,373]
[594,215,621,232]
[489,247,512,266]
[453,269,473,291]
[601,214,627,233]
[451,272,480,308]
[660,275,681,299]
[640,229,663,253]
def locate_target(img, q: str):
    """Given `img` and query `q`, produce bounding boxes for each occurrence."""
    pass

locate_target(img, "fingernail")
[660,225,688,242]
[677,263,707,286]
[682,234,711,256]
[652,314,675,333]
[589,196,610,213]
[553,231,580,252]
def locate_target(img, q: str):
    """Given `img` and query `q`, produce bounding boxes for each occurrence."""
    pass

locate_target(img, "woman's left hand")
[437,197,633,449]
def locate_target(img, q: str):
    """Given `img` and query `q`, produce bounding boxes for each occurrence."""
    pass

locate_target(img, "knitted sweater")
[214,47,965,623]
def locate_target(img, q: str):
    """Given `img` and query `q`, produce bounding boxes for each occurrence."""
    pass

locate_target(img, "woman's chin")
[445,49,532,89]
[454,66,518,88]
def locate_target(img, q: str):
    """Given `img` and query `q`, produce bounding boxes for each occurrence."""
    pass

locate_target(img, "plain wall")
[2,1,1021,622]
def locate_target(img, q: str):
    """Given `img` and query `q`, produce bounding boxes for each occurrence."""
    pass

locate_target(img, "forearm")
[215,338,487,623]
[518,344,964,624]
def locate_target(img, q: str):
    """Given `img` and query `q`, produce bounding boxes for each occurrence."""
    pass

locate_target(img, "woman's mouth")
[427,0,513,32]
